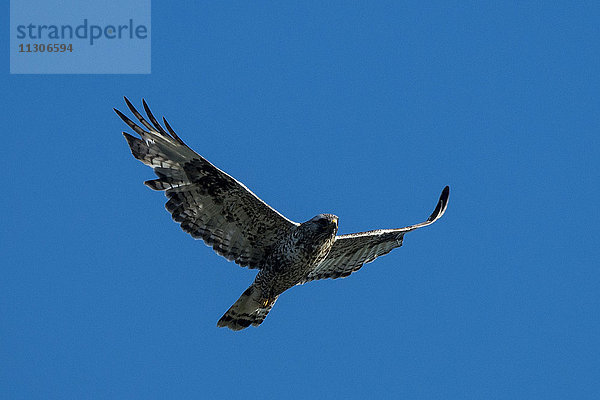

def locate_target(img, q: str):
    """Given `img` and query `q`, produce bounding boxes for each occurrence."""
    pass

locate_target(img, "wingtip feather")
[122,131,137,142]
[142,98,171,138]
[162,116,186,145]
[123,96,136,113]
[427,185,450,222]
[114,108,135,128]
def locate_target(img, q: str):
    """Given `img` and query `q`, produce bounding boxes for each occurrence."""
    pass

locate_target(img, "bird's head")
[303,214,339,237]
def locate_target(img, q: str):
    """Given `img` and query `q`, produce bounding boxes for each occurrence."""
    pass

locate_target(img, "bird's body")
[115,98,450,331]
[256,214,338,295]
[219,214,339,329]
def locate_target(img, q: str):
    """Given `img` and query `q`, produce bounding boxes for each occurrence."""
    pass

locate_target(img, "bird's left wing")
[116,98,299,269]
[303,186,449,282]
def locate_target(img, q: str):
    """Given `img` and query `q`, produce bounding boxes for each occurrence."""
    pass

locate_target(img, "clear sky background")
[2,2,599,399]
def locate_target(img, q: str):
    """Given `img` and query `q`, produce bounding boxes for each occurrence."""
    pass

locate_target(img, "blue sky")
[2,2,599,399]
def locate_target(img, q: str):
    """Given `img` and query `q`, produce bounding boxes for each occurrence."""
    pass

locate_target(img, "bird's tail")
[217,285,277,331]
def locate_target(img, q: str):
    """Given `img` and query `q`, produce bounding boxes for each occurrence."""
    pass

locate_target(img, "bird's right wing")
[116,98,299,269]
[303,186,449,282]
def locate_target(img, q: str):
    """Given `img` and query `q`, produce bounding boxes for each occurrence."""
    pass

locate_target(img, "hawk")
[115,98,450,331]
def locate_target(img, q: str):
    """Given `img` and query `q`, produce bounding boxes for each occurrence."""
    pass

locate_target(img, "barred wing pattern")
[115,98,298,269]
[304,186,449,281]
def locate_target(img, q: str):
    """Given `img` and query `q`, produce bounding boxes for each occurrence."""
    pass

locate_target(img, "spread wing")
[116,97,298,269]
[304,186,449,282]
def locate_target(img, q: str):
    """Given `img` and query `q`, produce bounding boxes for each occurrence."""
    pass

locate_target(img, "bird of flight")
[115,98,449,331]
